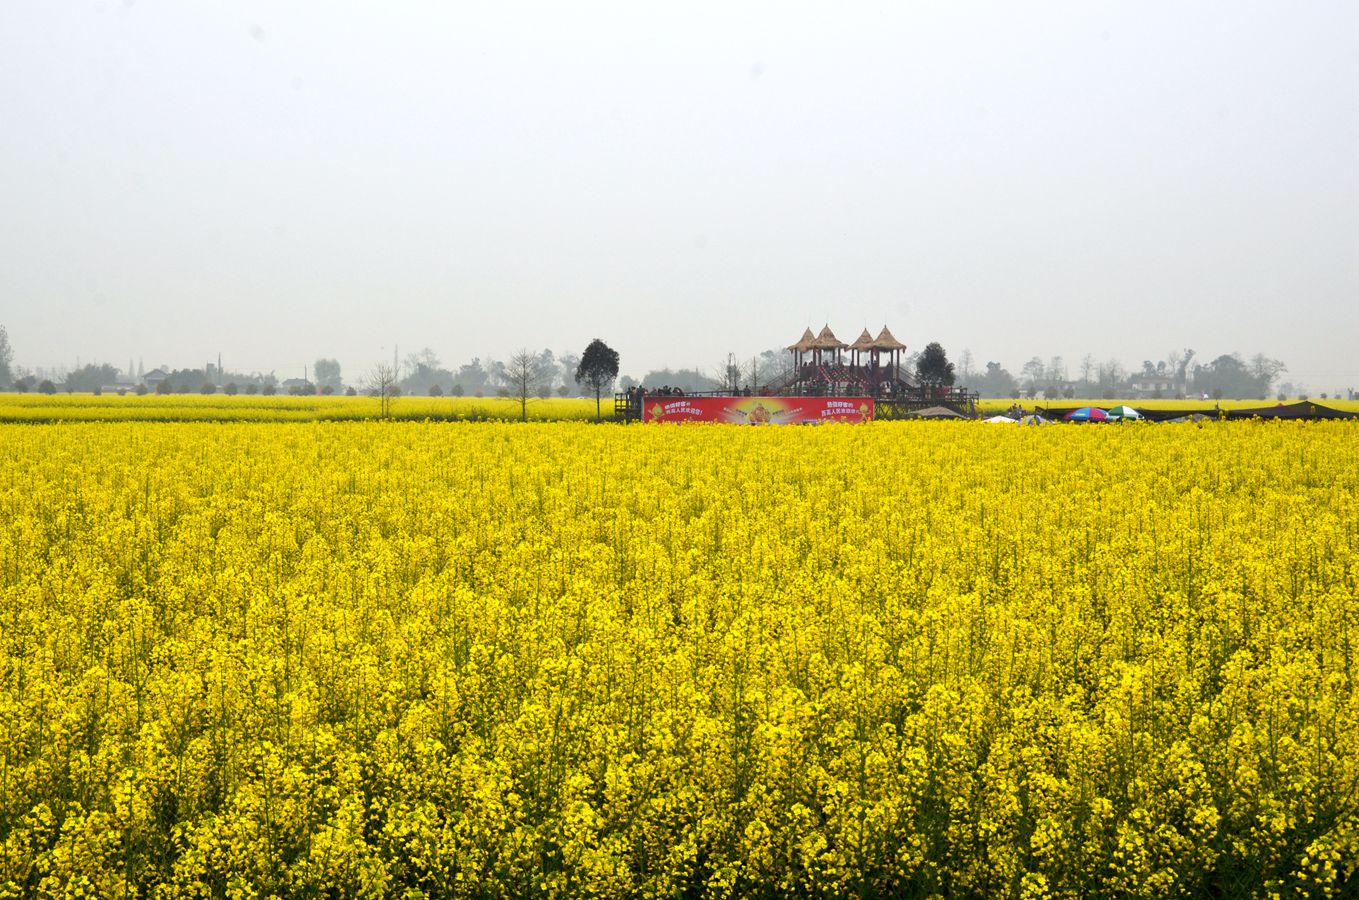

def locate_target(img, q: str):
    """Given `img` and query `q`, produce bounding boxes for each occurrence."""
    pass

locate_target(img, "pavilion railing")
[614,384,978,421]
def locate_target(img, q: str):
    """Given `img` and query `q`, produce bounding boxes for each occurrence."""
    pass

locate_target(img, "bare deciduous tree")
[506,348,548,422]
[1165,348,1195,397]
[365,362,398,419]
[0,324,13,389]
[1249,353,1287,396]
[957,348,975,382]
[1080,353,1096,389]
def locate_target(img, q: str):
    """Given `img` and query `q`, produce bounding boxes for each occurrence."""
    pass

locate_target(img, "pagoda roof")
[812,324,846,350]
[871,325,907,351]
[848,328,876,351]
[786,327,816,352]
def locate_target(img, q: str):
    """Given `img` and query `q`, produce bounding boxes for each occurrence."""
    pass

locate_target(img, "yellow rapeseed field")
[0,394,603,424]
[1,419,1356,897]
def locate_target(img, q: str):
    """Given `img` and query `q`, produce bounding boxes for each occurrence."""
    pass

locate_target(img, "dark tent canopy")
[1223,401,1359,421]
[1035,402,1359,422]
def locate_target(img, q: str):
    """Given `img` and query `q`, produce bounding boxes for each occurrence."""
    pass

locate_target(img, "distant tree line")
[363,340,622,421]
[390,348,591,399]
[954,347,1302,401]
[688,343,1309,402]
[1,320,1341,402]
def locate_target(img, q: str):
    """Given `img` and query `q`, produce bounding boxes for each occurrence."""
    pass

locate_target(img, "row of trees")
[364,340,621,421]
[954,348,1296,400]
[0,322,1324,404]
[348,347,627,401]
[353,342,1298,404]
[0,334,616,402]
[4,366,293,396]
[386,349,575,398]
[373,349,753,402]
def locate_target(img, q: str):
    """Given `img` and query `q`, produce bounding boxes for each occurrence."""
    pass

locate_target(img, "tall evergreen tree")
[915,341,955,387]
[575,339,621,421]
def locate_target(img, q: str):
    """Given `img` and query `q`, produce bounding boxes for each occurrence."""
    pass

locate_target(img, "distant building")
[1128,377,1177,398]
[280,378,314,395]
[1044,381,1078,399]
[143,368,169,389]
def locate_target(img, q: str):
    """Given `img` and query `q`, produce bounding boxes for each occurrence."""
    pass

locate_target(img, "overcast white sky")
[2,1,1356,388]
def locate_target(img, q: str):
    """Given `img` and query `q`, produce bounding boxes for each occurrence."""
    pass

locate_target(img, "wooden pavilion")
[785,323,916,398]
[613,323,977,420]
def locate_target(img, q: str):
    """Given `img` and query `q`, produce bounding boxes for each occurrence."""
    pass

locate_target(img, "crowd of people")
[626,385,685,401]
[627,385,779,403]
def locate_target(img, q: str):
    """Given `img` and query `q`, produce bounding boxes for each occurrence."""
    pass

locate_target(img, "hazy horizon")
[3,2,1356,391]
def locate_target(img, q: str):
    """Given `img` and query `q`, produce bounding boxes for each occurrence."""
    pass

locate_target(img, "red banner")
[643,396,874,424]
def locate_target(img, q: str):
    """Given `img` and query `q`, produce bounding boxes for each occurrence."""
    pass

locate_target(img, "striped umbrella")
[1064,407,1109,422]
